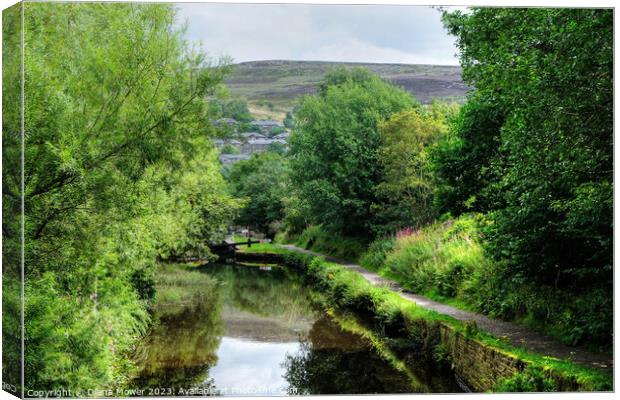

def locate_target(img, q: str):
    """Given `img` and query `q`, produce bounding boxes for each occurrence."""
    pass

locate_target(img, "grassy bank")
[289,218,611,352]
[244,244,612,392]
[276,225,368,262]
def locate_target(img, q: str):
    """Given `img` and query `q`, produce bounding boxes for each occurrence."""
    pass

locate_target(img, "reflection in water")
[199,263,316,324]
[131,263,460,396]
[283,316,419,395]
[131,298,224,392]
[209,338,298,396]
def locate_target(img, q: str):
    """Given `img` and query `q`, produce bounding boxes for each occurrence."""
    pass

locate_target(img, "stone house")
[252,120,282,134]
[240,131,265,141]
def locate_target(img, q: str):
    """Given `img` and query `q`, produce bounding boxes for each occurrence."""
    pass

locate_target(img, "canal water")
[131,263,462,396]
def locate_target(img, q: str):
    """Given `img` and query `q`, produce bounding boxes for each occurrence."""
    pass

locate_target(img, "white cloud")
[176,3,460,65]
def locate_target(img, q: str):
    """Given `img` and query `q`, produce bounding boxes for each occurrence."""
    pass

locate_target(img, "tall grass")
[361,214,612,349]
[273,216,611,349]
[374,216,487,300]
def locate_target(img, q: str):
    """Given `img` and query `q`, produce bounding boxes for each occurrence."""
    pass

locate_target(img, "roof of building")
[247,138,276,145]
[241,131,264,138]
[252,120,281,126]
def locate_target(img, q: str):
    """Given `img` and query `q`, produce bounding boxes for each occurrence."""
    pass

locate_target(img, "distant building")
[214,118,239,127]
[240,131,265,141]
[215,138,242,151]
[241,138,275,153]
[273,131,290,140]
[252,119,282,134]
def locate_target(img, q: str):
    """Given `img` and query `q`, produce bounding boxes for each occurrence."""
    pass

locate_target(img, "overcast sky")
[176,3,460,65]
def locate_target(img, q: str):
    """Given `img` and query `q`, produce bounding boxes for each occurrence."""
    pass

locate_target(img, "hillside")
[225,60,469,119]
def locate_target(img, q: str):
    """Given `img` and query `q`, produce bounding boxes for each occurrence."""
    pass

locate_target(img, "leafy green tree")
[228,152,289,238]
[442,8,612,344]
[2,2,241,390]
[21,2,230,252]
[373,105,455,234]
[289,67,417,237]
[431,93,505,215]
[2,5,24,393]
[443,8,612,283]
[143,141,241,260]
[209,97,253,122]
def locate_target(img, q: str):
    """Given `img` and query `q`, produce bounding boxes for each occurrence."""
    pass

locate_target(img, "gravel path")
[279,244,613,373]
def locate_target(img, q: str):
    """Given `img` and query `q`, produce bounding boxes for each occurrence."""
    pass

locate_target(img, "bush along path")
[278,244,613,373]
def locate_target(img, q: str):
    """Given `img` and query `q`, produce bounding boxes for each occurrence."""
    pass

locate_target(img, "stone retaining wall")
[438,323,525,391]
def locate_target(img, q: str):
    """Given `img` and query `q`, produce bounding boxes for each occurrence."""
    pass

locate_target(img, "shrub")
[359,236,395,271]
[295,225,367,261]
[220,143,240,154]
[25,273,150,391]
[495,367,558,393]
[269,126,286,136]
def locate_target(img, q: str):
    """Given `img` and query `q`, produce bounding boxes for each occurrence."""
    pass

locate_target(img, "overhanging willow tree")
[3,2,240,390]
[21,3,230,250]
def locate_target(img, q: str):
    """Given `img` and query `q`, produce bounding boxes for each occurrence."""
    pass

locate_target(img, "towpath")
[278,244,613,373]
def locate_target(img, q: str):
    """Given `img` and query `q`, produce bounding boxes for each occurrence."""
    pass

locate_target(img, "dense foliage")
[431,93,505,215]
[228,152,289,238]
[208,97,253,123]
[373,104,456,235]
[2,2,240,391]
[2,5,24,394]
[434,8,613,345]
[289,67,417,237]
